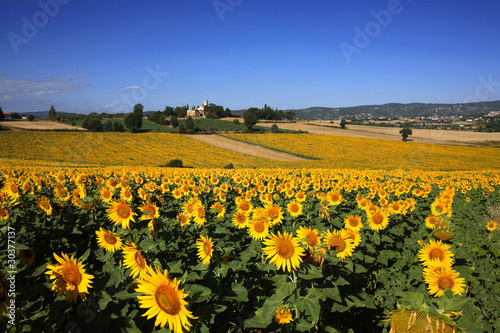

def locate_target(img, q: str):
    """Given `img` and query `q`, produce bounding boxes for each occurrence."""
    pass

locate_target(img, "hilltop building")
[187,100,208,118]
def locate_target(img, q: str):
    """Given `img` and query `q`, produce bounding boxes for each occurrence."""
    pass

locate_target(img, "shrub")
[162,159,184,168]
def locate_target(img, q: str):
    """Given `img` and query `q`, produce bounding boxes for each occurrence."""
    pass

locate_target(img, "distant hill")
[232,100,500,120]
[14,100,500,120]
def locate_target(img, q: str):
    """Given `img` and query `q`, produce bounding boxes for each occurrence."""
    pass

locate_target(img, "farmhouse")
[187,100,209,118]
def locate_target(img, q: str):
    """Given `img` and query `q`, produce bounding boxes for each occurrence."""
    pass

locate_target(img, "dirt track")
[252,121,500,146]
[1,121,85,131]
[184,134,307,161]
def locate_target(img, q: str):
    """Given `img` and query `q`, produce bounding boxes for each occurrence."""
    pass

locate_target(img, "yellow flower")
[45,252,93,302]
[196,235,213,265]
[123,242,148,279]
[296,226,320,249]
[107,200,136,229]
[344,215,363,231]
[418,240,454,267]
[136,265,197,332]
[262,231,305,272]
[274,307,293,325]
[324,230,355,260]
[232,211,248,229]
[368,211,389,231]
[425,267,466,297]
[139,201,160,221]
[286,200,303,218]
[95,227,123,253]
[37,196,52,215]
[486,221,498,232]
[247,214,270,241]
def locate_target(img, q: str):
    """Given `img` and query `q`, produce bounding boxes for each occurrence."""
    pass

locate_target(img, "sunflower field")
[0,167,499,333]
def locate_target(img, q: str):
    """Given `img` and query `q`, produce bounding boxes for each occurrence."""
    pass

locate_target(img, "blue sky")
[0,0,499,114]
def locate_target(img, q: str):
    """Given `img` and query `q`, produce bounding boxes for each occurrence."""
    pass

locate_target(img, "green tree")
[48,105,57,121]
[285,111,296,121]
[164,106,174,117]
[271,124,279,133]
[82,117,103,132]
[400,128,413,141]
[170,116,179,128]
[0,107,4,121]
[133,103,144,115]
[113,121,125,132]
[27,115,35,121]
[124,112,143,132]
[340,118,347,129]
[243,109,259,132]
[185,116,195,133]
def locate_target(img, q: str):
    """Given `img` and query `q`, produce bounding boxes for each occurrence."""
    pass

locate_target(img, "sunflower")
[210,202,226,219]
[425,268,466,297]
[36,196,52,215]
[274,307,293,325]
[107,200,136,229]
[486,221,498,232]
[296,226,320,249]
[367,211,389,231]
[196,235,213,265]
[344,215,363,231]
[100,187,113,203]
[342,229,362,248]
[45,252,93,302]
[136,265,197,332]
[262,231,305,272]
[177,213,190,227]
[0,206,9,221]
[139,201,160,221]
[248,215,270,241]
[425,215,439,229]
[19,248,35,264]
[287,201,303,218]
[193,205,206,227]
[265,203,283,226]
[232,211,248,229]
[326,191,343,206]
[4,181,20,200]
[324,230,355,260]
[418,239,454,267]
[95,227,123,253]
[120,187,134,202]
[422,259,453,284]
[123,242,148,279]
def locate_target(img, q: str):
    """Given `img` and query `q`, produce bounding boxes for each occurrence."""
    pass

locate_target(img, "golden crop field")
[1,131,500,170]
[222,133,500,170]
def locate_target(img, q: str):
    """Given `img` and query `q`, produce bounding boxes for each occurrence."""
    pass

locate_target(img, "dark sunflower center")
[135,252,146,268]
[372,214,383,225]
[290,204,299,213]
[254,222,265,233]
[155,284,181,315]
[429,249,444,261]
[62,266,82,286]
[104,234,117,245]
[329,237,346,252]
[237,215,245,223]
[204,242,211,255]
[276,240,294,259]
[117,205,131,218]
[438,276,454,290]
[349,218,359,227]
[269,209,278,219]
[306,233,318,247]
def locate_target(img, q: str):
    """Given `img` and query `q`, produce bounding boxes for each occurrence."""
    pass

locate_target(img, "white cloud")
[111,86,143,94]
[0,75,88,100]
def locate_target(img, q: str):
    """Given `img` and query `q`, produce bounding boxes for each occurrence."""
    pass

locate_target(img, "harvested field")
[184,134,307,161]
[1,120,85,131]
[222,118,500,146]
